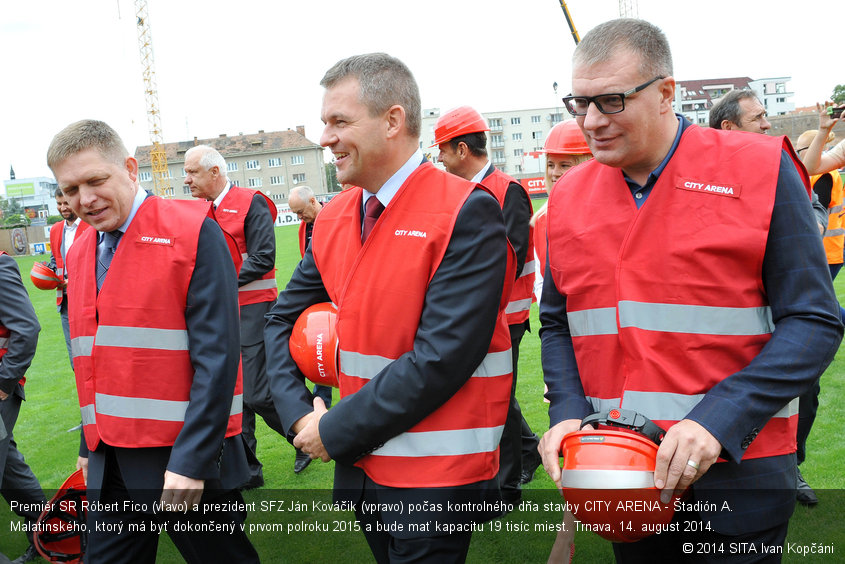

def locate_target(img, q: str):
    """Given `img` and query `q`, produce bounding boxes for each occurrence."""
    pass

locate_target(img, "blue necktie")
[96,231,122,291]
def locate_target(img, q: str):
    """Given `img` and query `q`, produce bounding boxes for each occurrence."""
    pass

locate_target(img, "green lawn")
[1,222,843,562]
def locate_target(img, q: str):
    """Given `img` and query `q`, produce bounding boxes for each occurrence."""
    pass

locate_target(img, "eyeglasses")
[562,76,666,116]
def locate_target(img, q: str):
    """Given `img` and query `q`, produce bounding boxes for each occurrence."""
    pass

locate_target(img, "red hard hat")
[34,469,87,563]
[431,106,489,146]
[541,121,591,155]
[559,409,679,543]
[290,302,339,388]
[30,261,60,290]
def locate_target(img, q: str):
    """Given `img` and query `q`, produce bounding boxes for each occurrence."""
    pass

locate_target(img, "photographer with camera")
[802,102,845,175]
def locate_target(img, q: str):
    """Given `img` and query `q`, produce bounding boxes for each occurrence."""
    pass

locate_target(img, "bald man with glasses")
[539,18,842,562]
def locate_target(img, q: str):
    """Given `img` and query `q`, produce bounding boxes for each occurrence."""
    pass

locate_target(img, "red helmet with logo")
[559,409,679,543]
[30,261,61,290]
[290,302,339,387]
[431,106,489,146]
[541,121,591,155]
[34,469,87,563]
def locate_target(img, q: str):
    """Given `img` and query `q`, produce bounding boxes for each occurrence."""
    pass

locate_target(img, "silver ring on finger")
[686,459,700,471]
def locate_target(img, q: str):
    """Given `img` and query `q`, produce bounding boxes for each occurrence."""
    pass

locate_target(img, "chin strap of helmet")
[581,408,666,445]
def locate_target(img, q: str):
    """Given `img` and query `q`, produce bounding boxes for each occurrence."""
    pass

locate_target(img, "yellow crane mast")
[135,0,170,197]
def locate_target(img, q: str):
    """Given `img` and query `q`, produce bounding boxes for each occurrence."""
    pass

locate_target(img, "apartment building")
[673,76,794,126]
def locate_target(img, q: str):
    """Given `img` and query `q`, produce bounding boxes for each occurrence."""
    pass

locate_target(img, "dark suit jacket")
[237,193,277,347]
[82,214,250,507]
[0,254,39,400]
[265,186,509,536]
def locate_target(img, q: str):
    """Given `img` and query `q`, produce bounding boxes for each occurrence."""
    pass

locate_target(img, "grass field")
[1,220,844,562]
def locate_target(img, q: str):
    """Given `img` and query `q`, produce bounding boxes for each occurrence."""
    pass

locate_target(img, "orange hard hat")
[559,409,679,543]
[30,261,60,290]
[34,469,87,563]
[541,121,591,155]
[290,302,339,388]
[431,106,489,146]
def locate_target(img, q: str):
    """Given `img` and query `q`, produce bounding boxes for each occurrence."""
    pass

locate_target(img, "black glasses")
[562,76,666,116]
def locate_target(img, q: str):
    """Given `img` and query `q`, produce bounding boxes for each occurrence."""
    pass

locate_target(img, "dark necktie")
[96,231,123,291]
[361,197,384,243]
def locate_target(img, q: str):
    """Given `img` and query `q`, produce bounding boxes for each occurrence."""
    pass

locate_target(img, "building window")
[292,173,306,184]
[511,117,521,125]
[291,155,305,165]
[492,150,505,164]
[227,162,238,172]
[183,185,191,195]
[248,177,262,187]
[515,164,522,173]
[165,187,174,197]
[512,133,522,141]
[491,134,504,148]
[271,193,287,201]
[550,113,564,124]
[139,171,152,182]
[489,118,502,130]
[268,157,282,167]
[513,148,524,157]
[246,160,260,170]
[776,97,785,103]
[270,176,285,185]
[531,115,541,123]
[532,131,544,140]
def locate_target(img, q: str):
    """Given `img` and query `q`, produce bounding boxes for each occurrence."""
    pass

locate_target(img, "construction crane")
[558,1,580,46]
[135,0,170,197]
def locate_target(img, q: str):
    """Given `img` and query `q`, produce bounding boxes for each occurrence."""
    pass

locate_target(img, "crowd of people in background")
[1,16,844,564]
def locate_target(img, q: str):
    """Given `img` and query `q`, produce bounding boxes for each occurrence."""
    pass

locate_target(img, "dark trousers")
[241,339,286,480]
[354,481,472,564]
[1,392,46,546]
[497,322,539,506]
[612,510,789,564]
[85,448,258,564]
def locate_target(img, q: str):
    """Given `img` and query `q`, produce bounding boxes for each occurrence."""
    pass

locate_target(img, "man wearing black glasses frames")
[539,18,842,563]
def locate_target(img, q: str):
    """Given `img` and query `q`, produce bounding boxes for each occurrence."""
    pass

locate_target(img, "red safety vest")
[815,170,845,265]
[67,197,243,451]
[298,221,308,258]
[312,163,514,487]
[548,126,807,460]
[481,168,536,325]
[49,220,90,307]
[214,185,278,306]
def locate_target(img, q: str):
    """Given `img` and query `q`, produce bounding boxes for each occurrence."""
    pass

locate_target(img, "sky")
[1,0,840,183]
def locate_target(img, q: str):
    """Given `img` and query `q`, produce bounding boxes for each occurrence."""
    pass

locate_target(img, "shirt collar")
[114,185,148,235]
[624,114,688,189]
[470,160,493,184]
[362,149,424,209]
[213,181,232,208]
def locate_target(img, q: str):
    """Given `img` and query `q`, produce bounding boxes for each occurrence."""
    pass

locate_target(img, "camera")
[827,106,845,119]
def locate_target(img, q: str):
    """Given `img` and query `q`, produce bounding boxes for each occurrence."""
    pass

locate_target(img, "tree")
[832,84,845,105]
[324,162,339,193]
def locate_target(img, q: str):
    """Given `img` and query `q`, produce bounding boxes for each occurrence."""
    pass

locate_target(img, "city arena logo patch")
[220,208,239,214]
[394,229,427,239]
[677,177,741,198]
[138,235,175,246]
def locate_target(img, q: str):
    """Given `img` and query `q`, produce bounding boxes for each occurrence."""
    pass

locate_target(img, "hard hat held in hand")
[290,302,339,387]
[30,261,61,290]
[34,469,87,563]
[559,408,679,543]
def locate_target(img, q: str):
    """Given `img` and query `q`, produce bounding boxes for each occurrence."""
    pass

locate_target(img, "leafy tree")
[832,84,845,105]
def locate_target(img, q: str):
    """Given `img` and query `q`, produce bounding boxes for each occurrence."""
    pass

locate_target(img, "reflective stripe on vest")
[95,326,189,350]
[340,349,511,380]
[586,393,798,422]
[239,278,278,293]
[569,303,774,337]
[81,394,243,425]
[561,469,654,489]
[372,425,504,458]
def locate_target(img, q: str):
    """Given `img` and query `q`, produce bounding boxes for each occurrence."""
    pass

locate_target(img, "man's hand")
[539,418,586,489]
[76,456,88,485]
[292,397,330,462]
[653,419,721,504]
[0,389,8,401]
[160,471,204,511]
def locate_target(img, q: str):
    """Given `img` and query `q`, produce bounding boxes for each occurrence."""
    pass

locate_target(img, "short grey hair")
[47,119,129,171]
[321,53,421,138]
[709,90,760,129]
[289,185,315,201]
[574,19,673,79]
[185,145,227,177]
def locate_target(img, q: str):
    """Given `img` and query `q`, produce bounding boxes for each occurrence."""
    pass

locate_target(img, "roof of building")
[134,129,321,166]
[675,77,754,103]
